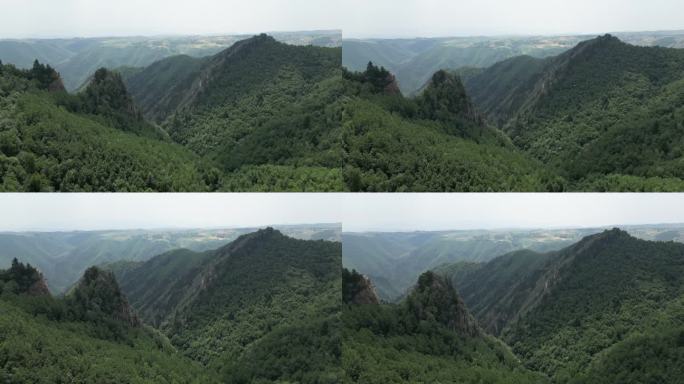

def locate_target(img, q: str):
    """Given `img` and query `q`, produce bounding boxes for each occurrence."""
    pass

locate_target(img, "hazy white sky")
[0,194,342,231]
[0,0,682,39]
[1,194,683,232]
[341,194,684,232]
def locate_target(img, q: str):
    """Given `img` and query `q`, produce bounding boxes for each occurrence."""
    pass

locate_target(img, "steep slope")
[342,270,546,383]
[466,35,684,190]
[0,61,221,192]
[113,228,343,382]
[342,268,380,304]
[343,31,684,95]
[0,261,215,382]
[343,229,590,301]
[122,35,344,191]
[341,63,561,192]
[74,68,166,139]
[448,229,684,382]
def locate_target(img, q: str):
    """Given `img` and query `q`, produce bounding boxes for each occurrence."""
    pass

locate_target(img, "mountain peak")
[343,268,380,304]
[407,271,479,336]
[417,70,484,127]
[72,267,140,326]
[0,258,50,296]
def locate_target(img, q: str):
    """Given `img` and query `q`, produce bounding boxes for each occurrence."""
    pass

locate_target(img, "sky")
[0,0,682,39]
[341,194,684,232]
[0,194,342,231]
[1,193,683,232]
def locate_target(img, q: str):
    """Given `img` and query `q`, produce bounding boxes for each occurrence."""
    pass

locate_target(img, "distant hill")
[0,31,341,91]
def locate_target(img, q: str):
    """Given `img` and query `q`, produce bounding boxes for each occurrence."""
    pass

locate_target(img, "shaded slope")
[447,229,684,382]
[0,261,214,382]
[342,270,546,383]
[465,35,684,189]
[124,34,345,190]
[113,228,343,382]
[0,61,221,192]
[341,63,561,192]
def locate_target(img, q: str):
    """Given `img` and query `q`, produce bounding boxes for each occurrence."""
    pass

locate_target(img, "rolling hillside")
[341,63,559,192]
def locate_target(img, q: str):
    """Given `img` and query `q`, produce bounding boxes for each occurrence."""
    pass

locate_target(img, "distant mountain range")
[343,223,684,301]
[0,223,339,293]
[1,30,341,91]
[343,30,684,95]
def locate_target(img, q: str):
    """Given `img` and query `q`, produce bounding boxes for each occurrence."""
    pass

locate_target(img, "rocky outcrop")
[0,258,50,296]
[407,271,479,337]
[73,267,140,327]
[343,268,380,305]
[417,70,484,126]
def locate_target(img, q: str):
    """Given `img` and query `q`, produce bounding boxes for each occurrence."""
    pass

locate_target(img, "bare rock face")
[343,268,380,305]
[26,274,50,296]
[407,271,479,337]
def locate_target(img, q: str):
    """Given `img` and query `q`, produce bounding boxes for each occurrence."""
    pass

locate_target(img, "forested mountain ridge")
[112,228,343,382]
[0,30,341,91]
[464,35,684,190]
[0,260,216,382]
[0,34,346,191]
[343,30,684,95]
[0,225,339,294]
[440,229,684,382]
[341,63,560,192]
[342,268,548,383]
[123,34,345,191]
[0,60,221,192]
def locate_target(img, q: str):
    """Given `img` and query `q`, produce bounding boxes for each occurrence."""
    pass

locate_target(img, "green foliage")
[0,64,220,191]
[490,230,684,382]
[342,270,546,383]
[465,35,684,190]
[116,229,343,382]
[0,263,215,383]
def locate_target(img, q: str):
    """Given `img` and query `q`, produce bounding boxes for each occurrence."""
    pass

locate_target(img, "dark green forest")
[0,35,344,191]
[342,269,547,383]
[1,229,343,383]
[342,35,684,191]
[2,33,684,191]
[422,229,684,383]
[0,259,216,383]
